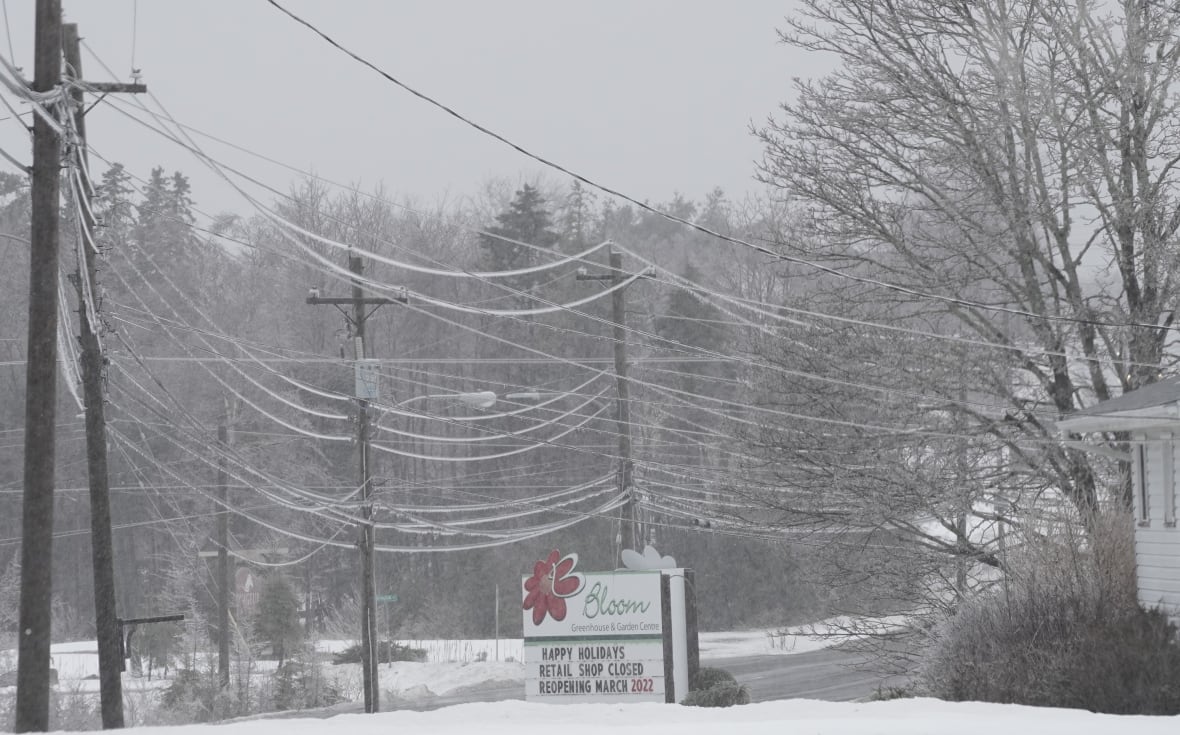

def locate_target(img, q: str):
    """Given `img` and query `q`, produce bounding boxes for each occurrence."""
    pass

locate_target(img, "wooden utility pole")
[61,24,146,729]
[307,260,400,714]
[16,2,63,730]
[217,421,230,689]
[609,250,638,551]
[577,247,647,555]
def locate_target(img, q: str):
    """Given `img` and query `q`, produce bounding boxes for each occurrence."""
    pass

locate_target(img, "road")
[412,646,894,710]
[248,647,895,718]
[713,648,896,702]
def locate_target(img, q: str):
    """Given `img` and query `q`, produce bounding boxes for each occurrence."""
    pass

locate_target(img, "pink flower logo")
[522,550,584,625]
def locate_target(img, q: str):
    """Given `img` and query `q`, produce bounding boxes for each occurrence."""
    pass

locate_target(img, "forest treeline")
[0,172,830,650]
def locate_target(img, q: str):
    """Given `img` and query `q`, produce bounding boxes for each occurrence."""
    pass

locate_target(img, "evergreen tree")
[478,184,558,299]
[93,164,136,247]
[252,572,303,667]
[134,167,198,271]
[559,180,597,250]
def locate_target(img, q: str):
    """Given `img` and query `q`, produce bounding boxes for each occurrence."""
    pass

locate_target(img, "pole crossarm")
[116,614,185,672]
[73,83,148,118]
[79,82,147,94]
[118,613,185,626]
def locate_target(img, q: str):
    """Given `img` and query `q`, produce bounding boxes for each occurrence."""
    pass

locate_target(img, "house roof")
[1058,377,1180,433]
[1070,378,1180,416]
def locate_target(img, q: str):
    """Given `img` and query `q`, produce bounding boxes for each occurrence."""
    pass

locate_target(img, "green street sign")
[376,594,399,603]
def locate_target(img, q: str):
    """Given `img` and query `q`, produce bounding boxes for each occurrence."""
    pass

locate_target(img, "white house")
[1058,378,1180,620]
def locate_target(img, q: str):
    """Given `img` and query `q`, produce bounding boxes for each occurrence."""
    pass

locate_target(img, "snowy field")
[0,625,835,702]
[0,621,846,698]
[4,620,1179,732]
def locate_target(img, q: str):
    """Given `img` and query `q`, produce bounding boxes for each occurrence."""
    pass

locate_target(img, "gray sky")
[1,2,825,217]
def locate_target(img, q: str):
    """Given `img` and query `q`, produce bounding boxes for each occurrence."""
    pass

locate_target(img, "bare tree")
[749,0,1180,665]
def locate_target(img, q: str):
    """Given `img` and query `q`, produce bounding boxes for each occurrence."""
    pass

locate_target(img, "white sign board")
[523,552,665,703]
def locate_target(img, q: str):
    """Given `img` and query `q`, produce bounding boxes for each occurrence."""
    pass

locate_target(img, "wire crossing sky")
[0,1,802,212]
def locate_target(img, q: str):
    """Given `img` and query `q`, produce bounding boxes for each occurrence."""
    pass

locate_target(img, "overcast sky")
[1,1,827,217]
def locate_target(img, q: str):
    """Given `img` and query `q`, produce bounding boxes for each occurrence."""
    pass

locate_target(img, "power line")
[80,78,1170,376]
[262,0,1180,336]
[64,44,1113,460]
[1,0,15,73]
[72,63,1148,424]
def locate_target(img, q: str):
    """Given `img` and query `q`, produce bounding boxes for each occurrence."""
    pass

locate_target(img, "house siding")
[1134,436,1180,619]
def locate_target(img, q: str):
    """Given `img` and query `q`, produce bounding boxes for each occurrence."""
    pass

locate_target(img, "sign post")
[377,594,397,667]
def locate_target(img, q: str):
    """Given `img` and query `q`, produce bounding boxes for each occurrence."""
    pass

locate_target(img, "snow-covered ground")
[4,621,1179,733]
[97,699,1180,734]
[1,625,834,701]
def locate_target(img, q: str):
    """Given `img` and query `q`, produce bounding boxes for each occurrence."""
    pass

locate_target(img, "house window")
[1166,435,1177,527]
[1136,442,1149,525]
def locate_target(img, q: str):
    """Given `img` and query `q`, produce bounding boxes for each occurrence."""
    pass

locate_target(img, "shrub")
[331,641,426,665]
[272,659,343,712]
[867,685,915,701]
[923,591,1180,713]
[690,666,738,691]
[161,669,221,722]
[682,667,750,707]
[920,513,1180,714]
[682,684,751,707]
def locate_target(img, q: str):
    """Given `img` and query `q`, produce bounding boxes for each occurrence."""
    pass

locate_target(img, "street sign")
[376,594,399,603]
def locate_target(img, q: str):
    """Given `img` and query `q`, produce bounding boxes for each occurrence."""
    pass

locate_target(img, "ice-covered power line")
[375,387,610,445]
[110,377,656,542]
[261,0,1180,337]
[102,229,646,464]
[0,51,64,134]
[62,43,1104,476]
[107,405,632,552]
[101,238,726,495]
[73,70,608,283]
[81,81,649,326]
[0,143,26,170]
[80,58,1096,410]
[103,306,636,537]
[76,46,1071,384]
[66,58,1116,429]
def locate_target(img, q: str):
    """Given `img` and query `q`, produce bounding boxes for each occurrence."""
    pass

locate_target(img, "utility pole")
[577,247,648,555]
[16,3,63,730]
[307,260,400,714]
[61,24,146,730]
[217,420,230,689]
